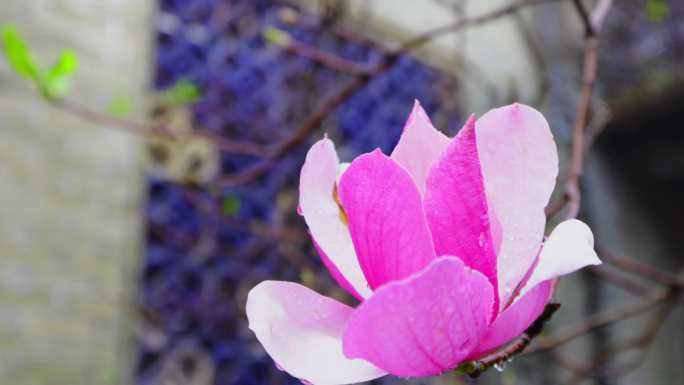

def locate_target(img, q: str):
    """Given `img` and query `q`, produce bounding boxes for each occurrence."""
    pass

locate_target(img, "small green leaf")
[221,194,241,216]
[645,0,670,23]
[108,95,131,117]
[263,26,292,46]
[42,76,71,99]
[41,49,79,99]
[48,49,78,79]
[160,78,201,107]
[1,25,39,80]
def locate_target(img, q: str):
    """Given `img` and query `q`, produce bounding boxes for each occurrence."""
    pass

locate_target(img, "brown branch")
[458,1,612,375]
[525,288,671,355]
[562,288,680,385]
[215,0,565,187]
[52,98,270,157]
[212,74,373,187]
[586,265,653,297]
[280,37,372,76]
[397,0,563,54]
[564,35,597,220]
[571,0,595,37]
[547,0,612,220]
[38,0,569,192]
[461,303,561,378]
[34,0,566,191]
[597,247,684,288]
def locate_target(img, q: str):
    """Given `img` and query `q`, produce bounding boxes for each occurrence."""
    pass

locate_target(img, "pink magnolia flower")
[246,102,601,385]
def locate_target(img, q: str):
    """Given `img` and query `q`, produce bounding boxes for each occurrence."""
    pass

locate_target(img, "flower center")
[332,185,349,225]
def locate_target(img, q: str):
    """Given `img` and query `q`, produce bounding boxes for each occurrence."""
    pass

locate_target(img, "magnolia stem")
[462,303,561,378]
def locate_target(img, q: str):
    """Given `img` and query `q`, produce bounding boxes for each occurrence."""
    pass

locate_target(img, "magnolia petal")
[424,115,499,312]
[338,149,437,289]
[518,219,601,298]
[313,238,364,301]
[343,257,493,377]
[391,100,450,195]
[469,280,553,358]
[299,138,372,298]
[246,281,386,385]
[476,103,559,306]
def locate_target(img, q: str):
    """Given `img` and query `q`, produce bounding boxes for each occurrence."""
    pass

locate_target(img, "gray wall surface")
[0,1,151,384]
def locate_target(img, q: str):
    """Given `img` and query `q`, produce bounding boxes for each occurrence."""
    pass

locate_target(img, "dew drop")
[493,361,508,372]
[478,233,486,247]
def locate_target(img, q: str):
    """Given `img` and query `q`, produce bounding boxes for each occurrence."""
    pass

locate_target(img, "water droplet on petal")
[493,361,507,372]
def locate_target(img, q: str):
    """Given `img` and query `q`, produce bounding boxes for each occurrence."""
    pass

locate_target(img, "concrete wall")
[294,0,577,114]
[0,1,151,384]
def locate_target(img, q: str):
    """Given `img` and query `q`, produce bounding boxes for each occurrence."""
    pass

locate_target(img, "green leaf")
[1,26,79,100]
[160,78,201,107]
[645,0,670,23]
[221,194,241,216]
[48,49,78,79]
[108,95,131,117]
[263,26,292,46]
[42,49,79,99]
[1,25,39,80]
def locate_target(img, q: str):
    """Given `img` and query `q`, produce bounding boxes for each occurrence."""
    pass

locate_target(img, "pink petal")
[424,115,499,312]
[469,280,553,358]
[391,100,450,195]
[299,138,372,299]
[518,219,601,298]
[338,149,437,289]
[246,281,386,385]
[343,257,494,377]
[476,103,559,306]
[312,238,364,301]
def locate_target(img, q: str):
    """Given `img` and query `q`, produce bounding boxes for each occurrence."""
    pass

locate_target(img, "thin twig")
[212,74,373,187]
[598,246,684,288]
[216,0,564,186]
[563,287,681,385]
[563,34,597,220]
[571,0,595,37]
[281,38,372,76]
[464,0,612,374]
[548,0,612,220]
[526,288,671,354]
[586,265,653,297]
[38,0,564,190]
[53,98,269,157]
[396,0,563,54]
[463,303,561,377]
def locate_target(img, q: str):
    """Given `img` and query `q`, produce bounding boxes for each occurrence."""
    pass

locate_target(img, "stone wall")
[0,1,151,384]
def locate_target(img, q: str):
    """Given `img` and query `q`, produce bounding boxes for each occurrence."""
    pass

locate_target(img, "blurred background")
[0,1,682,385]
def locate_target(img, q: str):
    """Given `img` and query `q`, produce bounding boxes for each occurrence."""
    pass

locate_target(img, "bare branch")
[214,0,564,186]
[397,0,563,53]
[526,287,675,354]
[462,303,561,378]
[564,33,598,220]
[212,74,372,187]
[562,288,680,385]
[586,265,653,298]
[598,247,684,288]
[571,0,594,37]
[279,37,372,76]
[467,1,615,373]
[53,98,269,157]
